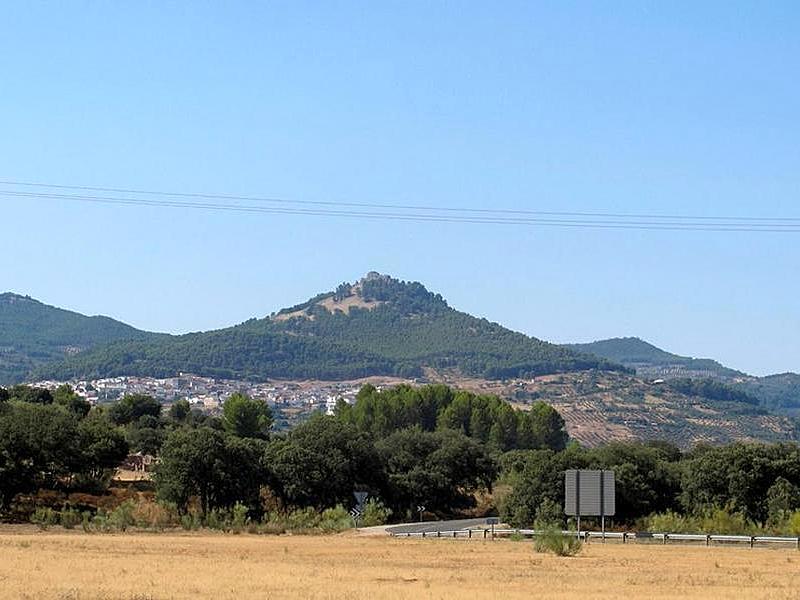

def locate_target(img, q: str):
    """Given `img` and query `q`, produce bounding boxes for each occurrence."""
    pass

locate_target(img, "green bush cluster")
[643,507,800,537]
[361,499,392,527]
[534,527,582,557]
[30,507,59,530]
[261,505,353,535]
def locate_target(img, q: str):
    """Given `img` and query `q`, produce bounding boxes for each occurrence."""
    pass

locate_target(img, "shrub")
[788,511,800,536]
[180,512,202,531]
[533,498,563,530]
[318,505,352,532]
[30,507,59,530]
[60,508,82,530]
[644,507,757,536]
[646,510,699,534]
[534,527,582,557]
[231,503,249,534]
[81,512,93,533]
[205,509,227,531]
[92,512,111,533]
[108,500,137,532]
[286,507,321,530]
[361,499,392,527]
[700,507,755,535]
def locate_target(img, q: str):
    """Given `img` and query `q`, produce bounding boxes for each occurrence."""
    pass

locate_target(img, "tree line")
[501,440,800,532]
[2,382,800,534]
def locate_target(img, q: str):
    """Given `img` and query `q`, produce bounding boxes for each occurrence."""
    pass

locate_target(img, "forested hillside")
[0,293,158,384]
[739,373,800,414]
[35,274,624,382]
[566,337,743,378]
[568,337,800,414]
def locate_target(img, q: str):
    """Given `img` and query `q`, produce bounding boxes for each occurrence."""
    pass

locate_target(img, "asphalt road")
[386,518,493,535]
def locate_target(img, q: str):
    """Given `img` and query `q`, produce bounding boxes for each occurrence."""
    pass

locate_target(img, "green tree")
[155,427,267,517]
[680,443,800,524]
[0,402,81,509]
[53,384,91,418]
[489,403,518,451]
[588,442,681,519]
[77,411,129,483]
[222,393,273,439]
[126,420,166,455]
[264,414,381,509]
[376,427,496,516]
[499,448,579,527]
[766,477,800,525]
[526,401,569,451]
[9,385,53,404]
[169,399,191,423]
[109,394,162,425]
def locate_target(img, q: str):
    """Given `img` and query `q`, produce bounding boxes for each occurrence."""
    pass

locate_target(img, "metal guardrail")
[389,528,800,549]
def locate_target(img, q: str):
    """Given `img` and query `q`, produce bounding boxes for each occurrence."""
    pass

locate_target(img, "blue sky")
[1,2,798,375]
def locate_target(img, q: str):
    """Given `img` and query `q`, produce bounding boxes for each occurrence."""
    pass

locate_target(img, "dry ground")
[0,529,798,599]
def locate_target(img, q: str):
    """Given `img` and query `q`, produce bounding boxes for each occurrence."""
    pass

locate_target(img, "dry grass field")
[0,529,798,599]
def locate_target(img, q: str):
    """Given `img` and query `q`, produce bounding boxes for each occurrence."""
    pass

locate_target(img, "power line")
[2,178,799,223]
[1,182,799,233]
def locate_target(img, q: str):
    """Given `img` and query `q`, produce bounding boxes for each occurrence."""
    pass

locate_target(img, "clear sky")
[1,2,798,376]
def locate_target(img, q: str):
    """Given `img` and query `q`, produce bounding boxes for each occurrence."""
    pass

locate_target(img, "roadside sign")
[564,470,615,517]
[564,469,615,537]
[350,507,363,528]
[354,491,369,507]
[416,504,426,522]
[486,517,499,540]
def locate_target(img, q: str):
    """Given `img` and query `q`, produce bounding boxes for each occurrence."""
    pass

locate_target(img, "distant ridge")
[0,292,158,384]
[566,336,745,379]
[32,273,624,382]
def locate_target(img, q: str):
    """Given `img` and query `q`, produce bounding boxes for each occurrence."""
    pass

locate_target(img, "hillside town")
[29,373,368,427]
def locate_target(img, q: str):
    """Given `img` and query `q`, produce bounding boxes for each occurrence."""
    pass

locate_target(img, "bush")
[361,499,392,527]
[285,507,321,530]
[92,512,111,533]
[534,527,582,557]
[180,512,202,531]
[644,507,758,536]
[60,508,82,530]
[108,500,136,532]
[81,512,93,533]
[318,505,352,532]
[646,510,699,534]
[231,503,249,534]
[206,508,229,531]
[30,507,59,530]
[788,511,800,536]
[700,507,756,535]
[533,498,563,529]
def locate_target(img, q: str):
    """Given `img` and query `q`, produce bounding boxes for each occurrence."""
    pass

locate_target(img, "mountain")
[0,293,158,384]
[568,336,800,415]
[738,373,800,415]
[33,273,624,382]
[566,337,745,379]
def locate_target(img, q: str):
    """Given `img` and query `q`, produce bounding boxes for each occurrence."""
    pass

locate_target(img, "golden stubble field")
[0,529,798,600]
